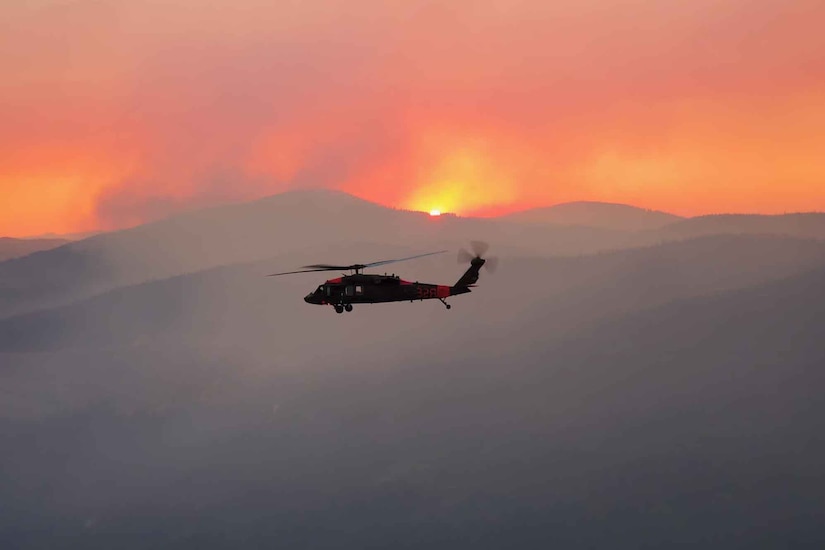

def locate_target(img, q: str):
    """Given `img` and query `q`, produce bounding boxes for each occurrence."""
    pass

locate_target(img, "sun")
[429,209,441,216]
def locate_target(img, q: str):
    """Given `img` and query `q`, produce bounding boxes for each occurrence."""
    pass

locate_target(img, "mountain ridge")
[3,189,825,320]
[2,233,823,354]
[0,237,70,262]
[502,200,683,231]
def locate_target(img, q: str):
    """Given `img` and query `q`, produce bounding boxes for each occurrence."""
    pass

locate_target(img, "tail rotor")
[457,241,498,274]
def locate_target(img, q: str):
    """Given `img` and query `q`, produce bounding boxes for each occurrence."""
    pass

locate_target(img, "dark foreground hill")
[1,233,824,548]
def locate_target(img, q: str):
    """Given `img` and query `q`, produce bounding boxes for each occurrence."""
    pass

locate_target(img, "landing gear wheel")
[334,305,344,314]
[438,297,451,310]
[446,304,451,310]
[344,304,353,312]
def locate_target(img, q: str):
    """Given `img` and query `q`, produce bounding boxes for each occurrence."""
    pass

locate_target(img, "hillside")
[2,234,823,356]
[656,212,825,241]
[504,201,682,231]
[0,237,69,262]
[0,190,642,319]
[1,241,823,548]
[6,190,823,321]
[0,190,423,318]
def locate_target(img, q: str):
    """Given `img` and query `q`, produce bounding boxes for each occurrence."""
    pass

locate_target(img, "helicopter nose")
[304,294,312,303]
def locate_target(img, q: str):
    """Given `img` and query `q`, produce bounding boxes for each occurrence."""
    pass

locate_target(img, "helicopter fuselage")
[271,251,487,314]
[304,273,471,308]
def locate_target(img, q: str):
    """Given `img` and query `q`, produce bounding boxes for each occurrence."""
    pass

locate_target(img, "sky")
[2,0,824,237]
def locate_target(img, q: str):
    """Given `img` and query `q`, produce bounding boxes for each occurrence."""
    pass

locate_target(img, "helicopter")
[267,242,497,313]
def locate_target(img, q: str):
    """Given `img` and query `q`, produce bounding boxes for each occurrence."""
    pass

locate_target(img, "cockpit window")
[318,285,324,293]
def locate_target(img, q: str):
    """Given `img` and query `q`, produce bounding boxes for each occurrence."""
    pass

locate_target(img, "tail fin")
[454,257,486,288]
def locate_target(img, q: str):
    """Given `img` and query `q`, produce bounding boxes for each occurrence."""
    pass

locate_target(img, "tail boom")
[453,257,485,289]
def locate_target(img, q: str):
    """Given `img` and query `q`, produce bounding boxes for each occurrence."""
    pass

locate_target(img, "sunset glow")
[2,0,825,236]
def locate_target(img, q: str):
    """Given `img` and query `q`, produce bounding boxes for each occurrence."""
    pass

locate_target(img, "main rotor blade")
[266,267,345,277]
[363,250,447,269]
[301,264,362,270]
[267,250,446,276]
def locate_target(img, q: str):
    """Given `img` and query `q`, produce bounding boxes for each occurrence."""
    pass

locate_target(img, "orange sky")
[2,0,825,236]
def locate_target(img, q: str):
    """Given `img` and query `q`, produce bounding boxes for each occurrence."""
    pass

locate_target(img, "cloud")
[95,169,275,228]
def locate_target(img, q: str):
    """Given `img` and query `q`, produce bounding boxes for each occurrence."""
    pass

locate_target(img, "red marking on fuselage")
[437,285,450,298]
[399,279,414,285]
[326,277,343,284]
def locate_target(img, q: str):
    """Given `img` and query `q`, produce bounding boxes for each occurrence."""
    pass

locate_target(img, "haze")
[1,191,825,547]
